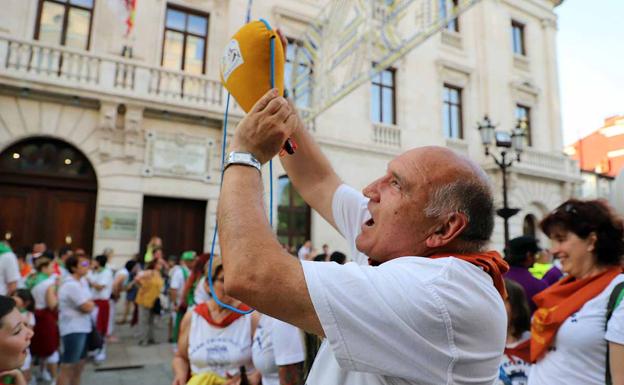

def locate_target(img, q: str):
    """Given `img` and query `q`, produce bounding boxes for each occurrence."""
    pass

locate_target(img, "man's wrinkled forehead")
[387,153,431,189]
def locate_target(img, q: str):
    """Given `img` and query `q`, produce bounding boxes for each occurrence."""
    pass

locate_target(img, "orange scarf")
[430,251,509,298]
[194,302,251,328]
[530,266,623,362]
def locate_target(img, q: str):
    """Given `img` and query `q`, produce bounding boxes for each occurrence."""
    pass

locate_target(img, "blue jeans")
[60,333,88,364]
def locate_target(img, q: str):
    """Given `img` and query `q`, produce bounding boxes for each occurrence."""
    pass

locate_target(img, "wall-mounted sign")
[97,209,139,240]
[143,131,214,182]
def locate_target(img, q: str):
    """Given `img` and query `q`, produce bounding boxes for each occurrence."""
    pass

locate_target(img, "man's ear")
[425,212,469,249]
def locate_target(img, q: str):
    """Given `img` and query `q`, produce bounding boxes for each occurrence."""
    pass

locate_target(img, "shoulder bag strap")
[605,281,624,385]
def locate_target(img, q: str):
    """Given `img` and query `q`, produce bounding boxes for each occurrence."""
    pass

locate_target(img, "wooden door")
[0,185,96,253]
[0,185,42,251]
[1,137,98,254]
[45,189,96,253]
[140,196,206,258]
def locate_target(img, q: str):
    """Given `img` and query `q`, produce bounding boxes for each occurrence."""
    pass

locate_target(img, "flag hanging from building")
[106,0,137,37]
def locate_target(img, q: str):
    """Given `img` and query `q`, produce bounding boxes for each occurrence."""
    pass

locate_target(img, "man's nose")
[363,180,380,201]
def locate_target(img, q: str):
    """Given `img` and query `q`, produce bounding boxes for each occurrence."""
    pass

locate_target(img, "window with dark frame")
[515,104,532,146]
[523,214,537,238]
[285,38,312,108]
[277,176,311,251]
[440,0,459,32]
[370,67,396,125]
[511,20,526,56]
[35,0,95,50]
[442,84,463,139]
[162,5,209,74]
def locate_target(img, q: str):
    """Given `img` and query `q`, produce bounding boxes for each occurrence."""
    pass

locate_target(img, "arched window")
[523,214,537,238]
[277,176,311,250]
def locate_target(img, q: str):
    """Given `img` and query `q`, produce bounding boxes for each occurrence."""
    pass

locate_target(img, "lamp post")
[477,115,527,248]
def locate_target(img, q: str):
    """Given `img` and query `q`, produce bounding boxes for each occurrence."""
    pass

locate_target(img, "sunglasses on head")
[553,202,578,215]
[80,261,90,267]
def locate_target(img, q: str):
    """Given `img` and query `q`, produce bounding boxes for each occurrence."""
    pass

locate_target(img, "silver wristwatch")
[223,151,261,172]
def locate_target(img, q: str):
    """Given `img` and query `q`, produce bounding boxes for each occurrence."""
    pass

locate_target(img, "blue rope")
[207,16,277,315]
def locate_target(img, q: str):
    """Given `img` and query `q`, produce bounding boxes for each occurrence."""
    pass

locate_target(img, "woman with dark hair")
[496,279,532,385]
[172,259,258,385]
[0,295,33,385]
[528,199,624,385]
[57,254,95,385]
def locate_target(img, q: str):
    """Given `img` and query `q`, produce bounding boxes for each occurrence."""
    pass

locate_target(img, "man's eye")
[390,180,400,188]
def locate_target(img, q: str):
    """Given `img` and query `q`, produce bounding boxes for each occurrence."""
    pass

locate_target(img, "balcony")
[0,36,232,118]
[372,122,401,148]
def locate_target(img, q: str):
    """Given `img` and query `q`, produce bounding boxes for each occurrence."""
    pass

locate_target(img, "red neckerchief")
[194,302,251,328]
[430,251,509,298]
[368,251,508,298]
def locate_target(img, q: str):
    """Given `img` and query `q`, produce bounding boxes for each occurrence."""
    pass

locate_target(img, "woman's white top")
[528,274,624,385]
[32,276,56,310]
[188,308,254,377]
[252,315,305,385]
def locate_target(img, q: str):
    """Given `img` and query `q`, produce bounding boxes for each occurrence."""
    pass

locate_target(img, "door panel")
[46,190,96,253]
[141,196,206,258]
[0,185,41,251]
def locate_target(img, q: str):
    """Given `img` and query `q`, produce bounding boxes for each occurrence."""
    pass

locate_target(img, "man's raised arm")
[277,31,342,230]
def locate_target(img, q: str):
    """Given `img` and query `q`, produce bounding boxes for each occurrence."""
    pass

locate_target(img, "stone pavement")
[81,311,174,385]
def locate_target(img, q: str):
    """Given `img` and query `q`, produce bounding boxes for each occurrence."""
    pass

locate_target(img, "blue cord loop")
[207,15,276,315]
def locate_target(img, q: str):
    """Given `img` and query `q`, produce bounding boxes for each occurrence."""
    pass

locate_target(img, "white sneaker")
[42,369,52,382]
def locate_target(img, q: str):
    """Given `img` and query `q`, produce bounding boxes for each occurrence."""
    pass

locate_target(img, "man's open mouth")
[365,218,375,227]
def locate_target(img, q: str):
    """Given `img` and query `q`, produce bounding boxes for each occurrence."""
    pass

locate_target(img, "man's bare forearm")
[218,165,278,290]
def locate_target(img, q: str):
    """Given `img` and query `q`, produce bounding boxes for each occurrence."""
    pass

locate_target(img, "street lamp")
[477,115,527,248]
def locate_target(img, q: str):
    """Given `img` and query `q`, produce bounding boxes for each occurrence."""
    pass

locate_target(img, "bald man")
[218,89,509,384]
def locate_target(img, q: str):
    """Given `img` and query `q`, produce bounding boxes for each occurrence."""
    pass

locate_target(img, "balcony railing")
[0,36,226,114]
[519,147,580,178]
[372,122,401,147]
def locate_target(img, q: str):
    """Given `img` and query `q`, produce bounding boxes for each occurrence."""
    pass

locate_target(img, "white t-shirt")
[170,265,190,306]
[114,267,129,285]
[301,184,507,385]
[32,276,57,310]
[528,274,624,385]
[58,276,93,336]
[188,308,254,377]
[297,246,311,261]
[495,332,532,385]
[0,251,20,295]
[88,268,114,300]
[252,315,305,385]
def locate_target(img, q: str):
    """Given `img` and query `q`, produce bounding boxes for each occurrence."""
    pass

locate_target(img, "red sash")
[31,309,59,357]
[94,299,111,336]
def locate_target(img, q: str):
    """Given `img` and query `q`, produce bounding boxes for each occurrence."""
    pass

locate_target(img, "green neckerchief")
[0,241,12,255]
[186,279,198,307]
[181,266,190,281]
[26,272,50,290]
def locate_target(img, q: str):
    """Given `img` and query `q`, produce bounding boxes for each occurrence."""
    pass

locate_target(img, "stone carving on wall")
[97,102,118,159]
[97,103,144,162]
[143,130,214,182]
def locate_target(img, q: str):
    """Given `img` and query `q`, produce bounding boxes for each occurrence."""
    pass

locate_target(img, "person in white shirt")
[297,241,312,261]
[252,314,305,385]
[88,254,114,362]
[216,81,509,385]
[57,255,95,385]
[0,242,20,296]
[169,250,195,342]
